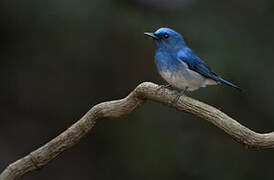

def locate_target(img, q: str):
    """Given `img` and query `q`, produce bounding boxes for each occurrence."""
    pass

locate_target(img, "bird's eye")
[164,33,169,39]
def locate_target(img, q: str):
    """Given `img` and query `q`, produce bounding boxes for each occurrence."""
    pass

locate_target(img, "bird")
[144,27,241,101]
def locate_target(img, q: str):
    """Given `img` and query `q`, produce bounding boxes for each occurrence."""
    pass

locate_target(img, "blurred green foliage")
[1,0,274,179]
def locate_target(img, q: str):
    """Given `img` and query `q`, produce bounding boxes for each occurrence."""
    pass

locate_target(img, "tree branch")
[1,82,274,180]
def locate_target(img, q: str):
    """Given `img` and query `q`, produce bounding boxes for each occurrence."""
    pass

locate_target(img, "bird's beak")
[144,32,159,40]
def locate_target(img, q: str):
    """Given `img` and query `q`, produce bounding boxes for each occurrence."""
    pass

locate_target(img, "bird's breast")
[154,51,179,71]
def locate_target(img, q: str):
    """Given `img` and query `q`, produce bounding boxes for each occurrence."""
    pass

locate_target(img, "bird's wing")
[177,49,241,90]
[177,50,219,81]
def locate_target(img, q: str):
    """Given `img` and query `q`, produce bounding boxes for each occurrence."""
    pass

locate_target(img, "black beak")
[144,32,159,40]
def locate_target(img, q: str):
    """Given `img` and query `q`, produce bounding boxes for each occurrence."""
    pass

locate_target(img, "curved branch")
[1,82,274,180]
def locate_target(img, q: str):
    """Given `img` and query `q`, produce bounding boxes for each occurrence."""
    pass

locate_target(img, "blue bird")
[144,27,240,99]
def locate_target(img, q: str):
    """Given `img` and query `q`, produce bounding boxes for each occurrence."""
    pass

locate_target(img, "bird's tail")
[217,77,241,91]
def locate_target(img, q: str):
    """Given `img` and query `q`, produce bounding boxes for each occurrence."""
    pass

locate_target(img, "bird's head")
[144,27,185,50]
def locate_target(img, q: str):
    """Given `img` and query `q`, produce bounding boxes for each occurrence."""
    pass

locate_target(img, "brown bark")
[1,82,274,180]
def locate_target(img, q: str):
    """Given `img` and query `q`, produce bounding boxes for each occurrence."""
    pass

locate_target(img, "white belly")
[158,68,216,91]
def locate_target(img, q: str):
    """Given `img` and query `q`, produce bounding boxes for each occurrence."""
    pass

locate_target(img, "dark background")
[1,0,274,179]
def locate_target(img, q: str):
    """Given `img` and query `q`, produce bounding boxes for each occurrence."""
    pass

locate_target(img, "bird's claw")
[173,93,184,103]
[172,87,188,103]
[157,84,172,91]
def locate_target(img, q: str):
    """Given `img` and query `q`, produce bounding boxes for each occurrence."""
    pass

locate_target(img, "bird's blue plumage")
[144,27,241,91]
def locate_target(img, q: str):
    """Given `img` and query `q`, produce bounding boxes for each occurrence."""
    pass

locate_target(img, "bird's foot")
[173,87,188,103]
[157,84,172,91]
